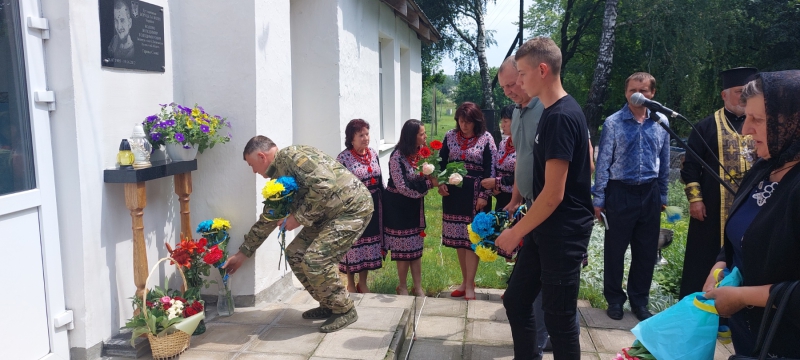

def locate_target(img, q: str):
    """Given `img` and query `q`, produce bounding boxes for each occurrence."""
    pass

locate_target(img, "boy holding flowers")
[223,136,373,333]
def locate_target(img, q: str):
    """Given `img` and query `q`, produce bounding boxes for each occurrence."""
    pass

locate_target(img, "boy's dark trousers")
[504,230,590,360]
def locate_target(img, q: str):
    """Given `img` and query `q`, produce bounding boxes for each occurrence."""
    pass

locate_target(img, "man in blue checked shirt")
[592,72,670,322]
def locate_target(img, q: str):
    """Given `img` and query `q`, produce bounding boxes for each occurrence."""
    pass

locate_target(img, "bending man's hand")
[221,251,248,275]
[283,214,301,231]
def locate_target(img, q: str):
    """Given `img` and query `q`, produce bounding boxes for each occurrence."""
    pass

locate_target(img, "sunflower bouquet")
[467,205,527,262]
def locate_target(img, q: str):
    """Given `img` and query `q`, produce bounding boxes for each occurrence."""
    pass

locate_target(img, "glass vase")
[217,276,235,316]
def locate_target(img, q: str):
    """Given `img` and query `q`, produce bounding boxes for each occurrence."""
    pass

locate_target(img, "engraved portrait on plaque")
[99,0,165,72]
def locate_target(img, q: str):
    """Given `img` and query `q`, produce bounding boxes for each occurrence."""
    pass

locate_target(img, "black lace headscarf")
[745,71,800,169]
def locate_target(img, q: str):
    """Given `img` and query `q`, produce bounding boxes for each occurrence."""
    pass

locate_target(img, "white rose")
[448,173,463,185]
[422,163,435,175]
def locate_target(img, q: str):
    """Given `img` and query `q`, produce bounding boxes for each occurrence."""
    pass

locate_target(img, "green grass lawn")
[365,106,512,296]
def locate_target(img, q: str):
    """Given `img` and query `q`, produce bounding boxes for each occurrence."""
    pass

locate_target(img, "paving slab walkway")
[104,285,736,360]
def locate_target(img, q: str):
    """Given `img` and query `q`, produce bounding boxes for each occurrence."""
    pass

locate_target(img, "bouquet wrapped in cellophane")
[467,205,527,262]
[261,176,298,221]
[261,176,298,270]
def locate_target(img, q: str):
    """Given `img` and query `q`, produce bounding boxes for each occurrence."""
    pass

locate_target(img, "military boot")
[319,307,358,333]
[302,307,332,319]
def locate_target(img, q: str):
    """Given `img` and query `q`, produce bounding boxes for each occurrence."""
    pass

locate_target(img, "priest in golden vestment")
[679,67,758,298]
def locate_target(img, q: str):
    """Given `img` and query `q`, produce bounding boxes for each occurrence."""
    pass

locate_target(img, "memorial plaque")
[99,0,165,72]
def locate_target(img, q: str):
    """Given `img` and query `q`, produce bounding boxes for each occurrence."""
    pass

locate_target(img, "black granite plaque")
[99,0,165,72]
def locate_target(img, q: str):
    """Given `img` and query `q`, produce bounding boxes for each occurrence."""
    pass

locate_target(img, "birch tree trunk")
[583,0,619,140]
[474,0,495,110]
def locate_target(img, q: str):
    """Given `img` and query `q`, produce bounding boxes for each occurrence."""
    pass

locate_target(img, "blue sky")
[440,0,523,75]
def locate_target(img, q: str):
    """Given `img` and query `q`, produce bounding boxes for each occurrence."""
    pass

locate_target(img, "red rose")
[203,245,224,265]
[184,306,198,317]
[419,147,432,158]
[146,301,154,308]
[430,140,443,150]
[173,296,185,303]
[197,238,208,249]
[420,230,427,237]
[192,301,204,312]
[163,302,171,310]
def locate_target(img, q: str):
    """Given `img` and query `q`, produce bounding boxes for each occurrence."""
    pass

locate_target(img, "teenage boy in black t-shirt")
[497,37,593,360]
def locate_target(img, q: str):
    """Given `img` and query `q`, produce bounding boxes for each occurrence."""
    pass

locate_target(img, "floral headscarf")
[761,70,800,167]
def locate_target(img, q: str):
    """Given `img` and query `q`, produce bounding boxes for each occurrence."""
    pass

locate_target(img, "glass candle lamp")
[129,124,152,169]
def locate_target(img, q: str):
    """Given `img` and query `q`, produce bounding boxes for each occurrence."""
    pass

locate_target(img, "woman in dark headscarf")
[704,71,800,357]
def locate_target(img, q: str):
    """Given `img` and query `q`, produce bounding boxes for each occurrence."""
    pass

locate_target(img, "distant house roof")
[380,0,441,44]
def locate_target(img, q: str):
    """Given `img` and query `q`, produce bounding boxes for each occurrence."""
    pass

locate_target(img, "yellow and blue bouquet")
[261,176,298,270]
[467,205,527,262]
[261,176,298,221]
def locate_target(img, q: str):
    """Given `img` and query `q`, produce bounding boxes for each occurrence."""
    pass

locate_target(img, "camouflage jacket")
[239,145,373,257]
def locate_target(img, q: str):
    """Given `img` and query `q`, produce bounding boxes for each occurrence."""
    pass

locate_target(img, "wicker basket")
[142,257,195,359]
[147,331,191,359]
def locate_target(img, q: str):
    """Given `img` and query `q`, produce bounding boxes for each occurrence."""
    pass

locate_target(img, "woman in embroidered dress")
[384,119,438,296]
[481,104,518,260]
[336,119,384,294]
[439,102,497,300]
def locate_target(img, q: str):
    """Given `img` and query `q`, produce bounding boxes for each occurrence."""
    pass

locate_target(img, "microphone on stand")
[630,92,737,194]
[631,92,683,119]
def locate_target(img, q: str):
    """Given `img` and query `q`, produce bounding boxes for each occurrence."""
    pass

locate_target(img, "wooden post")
[125,182,148,299]
[174,172,193,240]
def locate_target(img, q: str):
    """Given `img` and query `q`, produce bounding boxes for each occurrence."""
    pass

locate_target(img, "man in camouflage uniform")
[223,135,373,333]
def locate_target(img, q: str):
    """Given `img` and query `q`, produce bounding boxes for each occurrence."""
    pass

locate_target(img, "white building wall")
[170,0,293,304]
[39,0,422,354]
[291,0,342,157]
[42,0,294,354]
[43,0,177,351]
[333,0,424,180]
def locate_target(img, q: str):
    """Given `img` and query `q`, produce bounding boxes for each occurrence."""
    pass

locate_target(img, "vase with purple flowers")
[142,103,232,162]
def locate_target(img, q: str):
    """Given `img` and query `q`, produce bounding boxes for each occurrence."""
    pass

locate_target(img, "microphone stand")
[649,113,737,195]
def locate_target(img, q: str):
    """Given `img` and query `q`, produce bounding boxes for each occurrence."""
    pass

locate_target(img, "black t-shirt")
[532,95,594,236]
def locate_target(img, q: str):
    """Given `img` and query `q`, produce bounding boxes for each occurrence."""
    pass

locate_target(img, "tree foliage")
[418,0,498,109]
[452,68,513,110]
[524,0,800,139]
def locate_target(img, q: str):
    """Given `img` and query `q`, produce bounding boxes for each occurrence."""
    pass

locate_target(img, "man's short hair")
[498,56,517,75]
[243,135,277,160]
[515,37,562,75]
[624,72,657,91]
[114,0,131,17]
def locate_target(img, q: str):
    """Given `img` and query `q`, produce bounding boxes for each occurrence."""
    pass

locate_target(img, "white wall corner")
[291,0,342,157]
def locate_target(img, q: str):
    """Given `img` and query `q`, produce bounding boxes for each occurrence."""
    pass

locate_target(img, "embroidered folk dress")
[383,149,432,261]
[440,130,496,250]
[336,148,384,273]
[493,136,516,210]
[493,136,518,259]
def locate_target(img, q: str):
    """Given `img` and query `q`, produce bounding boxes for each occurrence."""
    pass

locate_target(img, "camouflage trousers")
[286,209,372,314]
